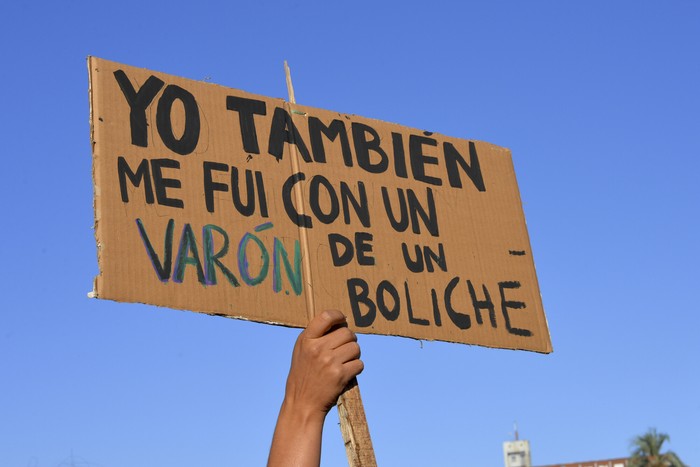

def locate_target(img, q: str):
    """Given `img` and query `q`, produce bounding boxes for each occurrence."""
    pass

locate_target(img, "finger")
[304,309,347,339]
[323,326,357,350]
[343,359,365,380]
[334,340,361,364]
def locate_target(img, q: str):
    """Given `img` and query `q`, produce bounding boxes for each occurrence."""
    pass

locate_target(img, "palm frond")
[628,428,686,467]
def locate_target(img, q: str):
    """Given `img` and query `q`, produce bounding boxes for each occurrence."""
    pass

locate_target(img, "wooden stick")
[284,61,296,105]
[283,61,316,323]
[337,379,377,467]
[283,61,377,467]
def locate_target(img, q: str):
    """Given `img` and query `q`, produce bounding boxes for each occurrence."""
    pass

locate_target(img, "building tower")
[503,423,532,467]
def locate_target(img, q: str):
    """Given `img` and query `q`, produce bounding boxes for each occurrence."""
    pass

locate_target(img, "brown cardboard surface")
[89,57,551,353]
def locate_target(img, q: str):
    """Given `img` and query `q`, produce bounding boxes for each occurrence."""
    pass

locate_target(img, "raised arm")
[268,310,364,467]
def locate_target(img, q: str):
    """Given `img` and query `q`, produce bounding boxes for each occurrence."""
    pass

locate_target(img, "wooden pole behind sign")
[337,378,377,467]
[284,61,378,467]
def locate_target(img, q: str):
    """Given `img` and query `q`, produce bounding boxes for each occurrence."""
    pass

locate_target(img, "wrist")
[279,395,328,428]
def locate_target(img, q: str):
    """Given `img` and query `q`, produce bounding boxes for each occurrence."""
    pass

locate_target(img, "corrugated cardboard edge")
[88,56,102,300]
[507,150,553,354]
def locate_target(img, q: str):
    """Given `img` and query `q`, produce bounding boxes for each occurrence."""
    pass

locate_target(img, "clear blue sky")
[1,1,698,466]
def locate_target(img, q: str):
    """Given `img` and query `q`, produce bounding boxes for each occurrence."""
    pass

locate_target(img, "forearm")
[267,310,363,466]
[268,397,326,467]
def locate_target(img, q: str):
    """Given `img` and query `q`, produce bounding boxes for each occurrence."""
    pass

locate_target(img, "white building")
[504,439,532,467]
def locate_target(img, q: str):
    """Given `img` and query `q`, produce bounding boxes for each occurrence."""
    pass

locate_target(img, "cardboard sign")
[89,57,552,353]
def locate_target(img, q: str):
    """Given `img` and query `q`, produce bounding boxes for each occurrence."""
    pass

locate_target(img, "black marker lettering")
[347,278,376,327]
[391,132,408,179]
[309,175,339,224]
[409,134,441,186]
[156,84,200,155]
[329,233,354,267]
[467,280,496,328]
[118,156,154,204]
[444,141,486,191]
[230,166,257,217]
[405,281,430,326]
[308,117,352,166]
[282,172,312,228]
[424,243,447,272]
[401,243,424,273]
[150,158,184,208]
[254,170,269,218]
[354,232,375,266]
[226,96,267,154]
[377,280,400,321]
[445,276,471,330]
[340,181,371,228]
[352,122,388,174]
[431,288,443,327]
[203,161,229,213]
[499,281,532,337]
[381,186,409,233]
[113,71,164,148]
[407,187,439,237]
[268,107,311,162]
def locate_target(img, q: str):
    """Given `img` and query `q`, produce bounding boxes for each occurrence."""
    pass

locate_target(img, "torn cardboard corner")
[88,56,552,353]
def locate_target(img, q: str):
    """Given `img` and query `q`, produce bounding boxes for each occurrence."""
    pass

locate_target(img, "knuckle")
[320,352,334,367]
[328,364,343,381]
[306,341,322,358]
[338,327,355,342]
